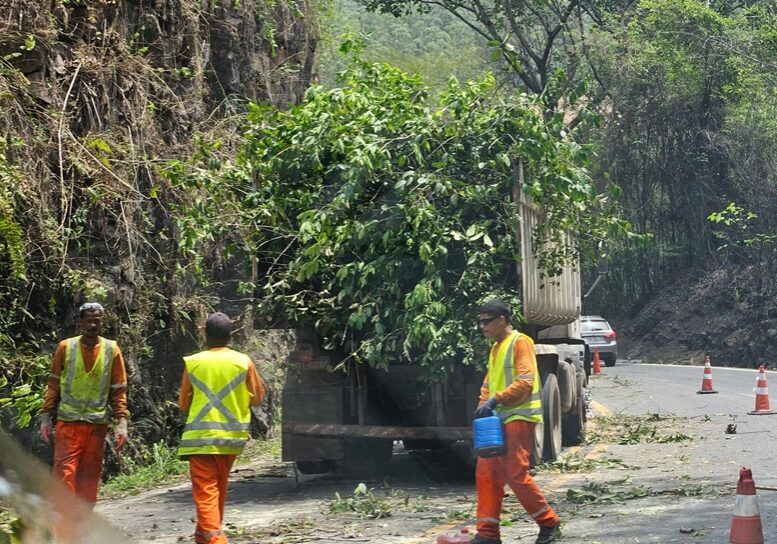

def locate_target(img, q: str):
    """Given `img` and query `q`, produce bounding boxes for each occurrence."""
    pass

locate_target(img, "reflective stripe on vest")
[58,336,114,424]
[488,331,542,424]
[178,349,251,456]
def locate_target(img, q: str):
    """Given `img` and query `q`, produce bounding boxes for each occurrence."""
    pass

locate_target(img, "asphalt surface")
[98,360,777,543]
[573,359,777,544]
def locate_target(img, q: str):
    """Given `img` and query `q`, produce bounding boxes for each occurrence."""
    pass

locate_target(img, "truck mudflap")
[284,422,472,440]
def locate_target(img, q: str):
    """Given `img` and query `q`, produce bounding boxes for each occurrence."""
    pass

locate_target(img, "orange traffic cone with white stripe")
[729,467,764,544]
[748,365,776,415]
[697,355,718,394]
[592,350,602,375]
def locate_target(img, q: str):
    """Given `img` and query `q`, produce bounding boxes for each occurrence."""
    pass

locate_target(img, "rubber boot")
[535,522,558,544]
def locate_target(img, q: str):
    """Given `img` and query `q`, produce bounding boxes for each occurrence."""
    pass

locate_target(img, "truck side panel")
[517,192,582,327]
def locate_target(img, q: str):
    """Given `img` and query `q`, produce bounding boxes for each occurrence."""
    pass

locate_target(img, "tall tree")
[356,0,604,118]
[583,0,777,314]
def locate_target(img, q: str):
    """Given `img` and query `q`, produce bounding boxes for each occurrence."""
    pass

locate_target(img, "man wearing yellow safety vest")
[178,312,265,544]
[39,302,129,507]
[473,300,560,544]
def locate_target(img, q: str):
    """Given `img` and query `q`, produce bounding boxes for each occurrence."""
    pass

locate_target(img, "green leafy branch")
[708,202,777,254]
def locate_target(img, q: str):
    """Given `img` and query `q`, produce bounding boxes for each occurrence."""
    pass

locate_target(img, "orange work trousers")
[189,454,237,544]
[476,419,559,540]
[53,421,108,506]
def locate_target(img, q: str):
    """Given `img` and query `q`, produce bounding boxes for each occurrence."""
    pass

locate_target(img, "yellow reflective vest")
[178,349,252,456]
[487,331,542,424]
[58,336,115,424]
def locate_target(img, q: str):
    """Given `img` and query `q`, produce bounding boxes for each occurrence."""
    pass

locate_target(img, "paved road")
[97,360,777,544]
[597,358,774,418]
[575,359,777,544]
[598,359,777,485]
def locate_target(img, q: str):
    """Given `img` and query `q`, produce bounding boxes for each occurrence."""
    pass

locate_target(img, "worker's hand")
[474,397,498,419]
[39,413,53,443]
[114,417,128,450]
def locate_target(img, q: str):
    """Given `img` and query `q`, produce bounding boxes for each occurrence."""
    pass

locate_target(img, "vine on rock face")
[173,53,635,379]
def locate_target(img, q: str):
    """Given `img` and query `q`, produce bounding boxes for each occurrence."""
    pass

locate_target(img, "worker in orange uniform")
[472,300,560,544]
[178,312,265,544]
[39,302,129,507]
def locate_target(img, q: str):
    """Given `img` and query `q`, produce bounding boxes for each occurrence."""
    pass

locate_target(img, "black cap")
[205,312,232,341]
[477,299,512,319]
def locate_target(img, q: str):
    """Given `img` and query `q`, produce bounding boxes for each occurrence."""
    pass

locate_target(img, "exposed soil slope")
[618,264,777,368]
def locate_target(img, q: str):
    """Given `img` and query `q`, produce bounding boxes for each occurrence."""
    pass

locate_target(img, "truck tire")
[541,373,562,462]
[562,382,586,447]
[556,361,575,414]
[531,418,544,467]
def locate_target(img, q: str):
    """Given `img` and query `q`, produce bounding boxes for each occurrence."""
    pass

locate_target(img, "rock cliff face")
[2,0,315,113]
[0,0,310,451]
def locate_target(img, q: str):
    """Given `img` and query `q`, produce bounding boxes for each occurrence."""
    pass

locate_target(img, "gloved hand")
[474,397,498,419]
[39,413,53,443]
[114,417,128,450]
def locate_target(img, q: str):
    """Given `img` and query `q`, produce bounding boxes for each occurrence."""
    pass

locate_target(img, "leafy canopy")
[177,56,632,377]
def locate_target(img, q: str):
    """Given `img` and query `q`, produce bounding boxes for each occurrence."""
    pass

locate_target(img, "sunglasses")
[478,316,500,327]
[79,302,105,313]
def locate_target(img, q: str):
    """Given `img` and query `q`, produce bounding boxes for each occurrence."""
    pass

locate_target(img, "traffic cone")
[697,355,718,394]
[592,350,602,375]
[729,467,764,544]
[748,365,776,415]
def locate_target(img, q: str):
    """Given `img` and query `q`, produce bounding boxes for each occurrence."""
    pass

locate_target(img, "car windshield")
[582,320,610,332]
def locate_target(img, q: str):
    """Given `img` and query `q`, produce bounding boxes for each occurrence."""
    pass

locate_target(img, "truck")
[281,183,590,474]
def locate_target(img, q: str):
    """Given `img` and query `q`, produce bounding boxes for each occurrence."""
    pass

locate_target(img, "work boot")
[535,522,559,544]
[471,534,501,544]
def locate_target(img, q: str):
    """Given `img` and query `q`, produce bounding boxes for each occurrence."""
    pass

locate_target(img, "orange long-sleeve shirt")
[479,332,536,407]
[178,348,266,413]
[40,337,129,419]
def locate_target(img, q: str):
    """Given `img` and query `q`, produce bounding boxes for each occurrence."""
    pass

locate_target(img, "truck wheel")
[562,386,586,446]
[556,361,575,414]
[541,373,562,462]
[531,418,544,467]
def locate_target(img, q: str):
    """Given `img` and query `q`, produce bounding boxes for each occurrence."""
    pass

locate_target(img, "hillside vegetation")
[2,0,777,466]
[317,0,492,87]
[0,0,314,448]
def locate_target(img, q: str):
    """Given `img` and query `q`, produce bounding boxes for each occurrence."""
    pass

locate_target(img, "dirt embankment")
[618,263,777,368]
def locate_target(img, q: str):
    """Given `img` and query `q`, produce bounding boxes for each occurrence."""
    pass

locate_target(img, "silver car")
[581,315,618,367]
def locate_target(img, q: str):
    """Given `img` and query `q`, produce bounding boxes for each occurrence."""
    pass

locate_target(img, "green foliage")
[328,483,392,519]
[317,0,491,89]
[0,353,49,429]
[0,139,27,288]
[172,55,633,377]
[346,0,627,118]
[101,441,188,497]
[588,413,693,445]
[580,0,773,314]
[536,451,630,473]
[0,143,47,427]
[0,511,22,544]
[565,480,652,505]
[708,202,777,255]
